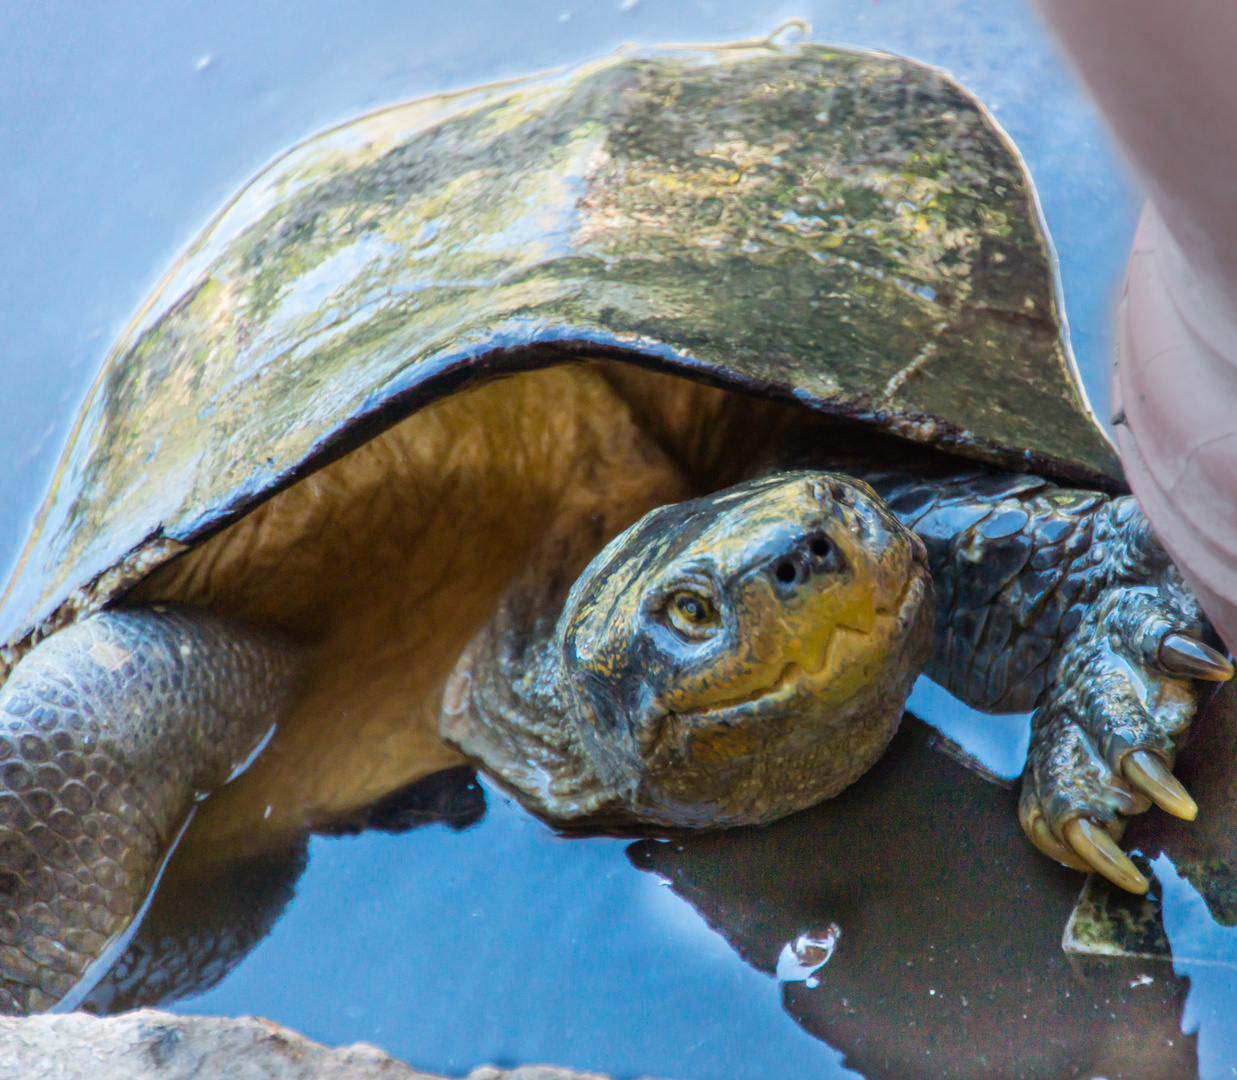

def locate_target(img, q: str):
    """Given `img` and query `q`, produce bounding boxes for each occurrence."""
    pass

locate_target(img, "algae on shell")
[0,41,1118,673]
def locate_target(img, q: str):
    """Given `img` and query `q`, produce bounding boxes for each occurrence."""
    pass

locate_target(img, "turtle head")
[560,471,934,827]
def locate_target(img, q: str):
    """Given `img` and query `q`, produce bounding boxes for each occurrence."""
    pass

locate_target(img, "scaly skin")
[863,468,1231,889]
[0,607,299,1014]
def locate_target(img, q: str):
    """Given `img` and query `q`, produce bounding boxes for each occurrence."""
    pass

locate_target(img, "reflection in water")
[777,927,841,989]
[81,767,485,1015]
[84,841,308,1014]
[0,0,1195,1070]
[164,781,849,1080]
[1157,858,1237,1079]
[904,675,1031,781]
[78,684,1237,1078]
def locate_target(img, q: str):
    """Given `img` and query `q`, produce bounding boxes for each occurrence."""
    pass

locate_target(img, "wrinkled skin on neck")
[441,472,934,828]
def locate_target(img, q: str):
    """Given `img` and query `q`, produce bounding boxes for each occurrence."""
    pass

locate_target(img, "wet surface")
[114,770,851,1079]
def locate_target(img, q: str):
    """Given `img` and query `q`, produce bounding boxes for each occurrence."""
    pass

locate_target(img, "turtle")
[0,38,1230,1017]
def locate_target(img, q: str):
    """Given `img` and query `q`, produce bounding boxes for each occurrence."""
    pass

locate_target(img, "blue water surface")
[178,781,854,1079]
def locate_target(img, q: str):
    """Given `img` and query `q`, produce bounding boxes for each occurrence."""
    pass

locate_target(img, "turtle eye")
[665,591,720,639]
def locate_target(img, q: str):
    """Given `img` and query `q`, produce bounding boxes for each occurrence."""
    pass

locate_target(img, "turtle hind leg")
[0,604,301,1014]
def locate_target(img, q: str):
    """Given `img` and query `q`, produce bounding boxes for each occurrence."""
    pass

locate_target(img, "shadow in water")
[628,716,1197,1080]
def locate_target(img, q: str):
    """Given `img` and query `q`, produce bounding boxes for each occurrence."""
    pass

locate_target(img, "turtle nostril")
[775,559,798,585]
[809,536,831,559]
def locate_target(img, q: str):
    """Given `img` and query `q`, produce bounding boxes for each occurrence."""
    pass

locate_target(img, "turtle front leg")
[1017,503,1230,891]
[866,470,1231,892]
[0,605,300,1014]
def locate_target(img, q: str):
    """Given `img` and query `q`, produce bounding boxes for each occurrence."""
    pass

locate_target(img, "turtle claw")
[1158,632,1234,681]
[1061,818,1149,894]
[1018,501,1213,892]
[1029,814,1090,873]
[1122,748,1198,820]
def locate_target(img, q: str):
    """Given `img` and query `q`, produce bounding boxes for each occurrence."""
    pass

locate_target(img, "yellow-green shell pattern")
[0,40,1121,671]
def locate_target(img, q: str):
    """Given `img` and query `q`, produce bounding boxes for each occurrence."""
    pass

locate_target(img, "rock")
[0,1010,622,1080]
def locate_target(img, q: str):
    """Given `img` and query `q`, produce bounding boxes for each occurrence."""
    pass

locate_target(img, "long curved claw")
[1159,632,1234,681]
[1062,818,1149,894]
[1015,497,1218,890]
[1028,815,1092,874]
[1122,749,1198,820]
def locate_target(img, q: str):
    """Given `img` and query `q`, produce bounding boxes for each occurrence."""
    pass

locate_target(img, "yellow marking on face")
[564,470,933,828]
[654,480,912,716]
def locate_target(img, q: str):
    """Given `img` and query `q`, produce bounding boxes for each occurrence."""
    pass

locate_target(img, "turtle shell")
[0,39,1121,672]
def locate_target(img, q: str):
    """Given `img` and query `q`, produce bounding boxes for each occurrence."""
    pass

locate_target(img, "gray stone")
[0,1010,623,1080]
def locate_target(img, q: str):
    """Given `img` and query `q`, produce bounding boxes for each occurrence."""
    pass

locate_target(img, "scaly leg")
[0,605,299,1014]
[1017,505,1228,890]
[864,469,1230,892]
